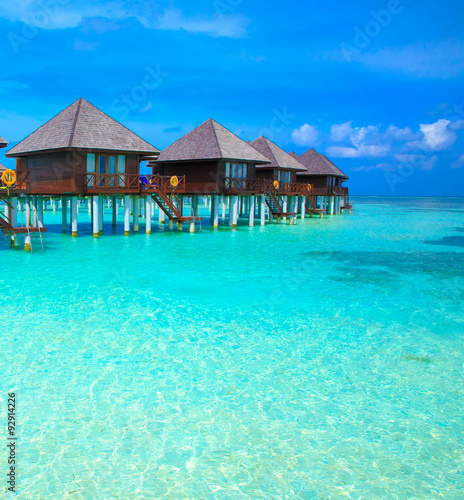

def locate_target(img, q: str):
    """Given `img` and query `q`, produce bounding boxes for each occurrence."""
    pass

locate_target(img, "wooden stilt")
[92,197,99,238]
[249,196,255,227]
[146,197,152,234]
[124,195,130,235]
[71,197,78,237]
[61,196,67,232]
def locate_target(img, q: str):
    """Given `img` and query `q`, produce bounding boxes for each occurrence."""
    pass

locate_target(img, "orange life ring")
[273,180,279,189]
[1,169,16,187]
[170,175,179,188]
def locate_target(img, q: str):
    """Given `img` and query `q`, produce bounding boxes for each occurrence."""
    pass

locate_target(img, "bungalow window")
[87,153,126,187]
[225,162,248,179]
[87,154,95,173]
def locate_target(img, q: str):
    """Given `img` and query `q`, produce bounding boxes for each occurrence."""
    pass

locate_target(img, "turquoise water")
[1,197,463,499]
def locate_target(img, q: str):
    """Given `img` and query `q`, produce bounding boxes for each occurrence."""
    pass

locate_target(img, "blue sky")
[1,0,464,195]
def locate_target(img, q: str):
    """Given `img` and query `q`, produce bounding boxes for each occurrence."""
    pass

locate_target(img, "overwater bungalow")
[153,118,274,227]
[3,98,201,239]
[290,148,349,214]
[249,136,312,220]
[6,98,159,195]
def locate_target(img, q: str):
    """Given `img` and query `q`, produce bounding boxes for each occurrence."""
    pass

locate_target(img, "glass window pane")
[231,164,237,178]
[238,164,242,179]
[225,162,230,178]
[278,171,281,181]
[87,153,95,173]
[117,155,125,174]
[98,156,106,174]
[243,164,247,178]
[108,156,116,174]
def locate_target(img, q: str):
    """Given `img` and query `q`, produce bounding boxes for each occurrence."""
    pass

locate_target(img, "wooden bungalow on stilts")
[289,148,350,216]
[3,98,186,243]
[248,136,310,224]
[153,119,273,229]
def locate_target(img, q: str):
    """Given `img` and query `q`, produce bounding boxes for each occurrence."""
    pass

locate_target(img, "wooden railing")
[7,171,30,192]
[84,173,141,192]
[224,178,313,196]
[224,178,264,193]
[143,174,186,194]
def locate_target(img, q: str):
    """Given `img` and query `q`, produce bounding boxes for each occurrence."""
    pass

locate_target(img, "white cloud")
[384,125,418,141]
[330,121,352,142]
[329,121,380,146]
[155,9,248,38]
[420,119,457,151]
[343,39,464,78]
[0,1,249,38]
[326,145,389,158]
[291,124,319,147]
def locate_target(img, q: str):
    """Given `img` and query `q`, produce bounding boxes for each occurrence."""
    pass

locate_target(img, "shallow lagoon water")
[0,197,463,499]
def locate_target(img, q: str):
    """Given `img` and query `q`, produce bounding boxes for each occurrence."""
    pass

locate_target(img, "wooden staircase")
[264,189,297,217]
[149,177,201,225]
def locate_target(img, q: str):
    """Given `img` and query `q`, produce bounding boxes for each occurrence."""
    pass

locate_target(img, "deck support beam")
[328,196,335,215]
[10,197,18,247]
[98,196,103,234]
[132,195,139,232]
[249,196,255,227]
[112,196,117,226]
[71,197,78,237]
[37,196,44,228]
[260,195,266,226]
[300,196,306,219]
[146,197,152,234]
[229,195,239,228]
[282,196,288,221]
[124,196,131,235]
[61,196,67,232]
[212,195,219,228]
[92,196,99,238]
[222,197,226,219]
[32,196,38,227]
[158,203,165,224]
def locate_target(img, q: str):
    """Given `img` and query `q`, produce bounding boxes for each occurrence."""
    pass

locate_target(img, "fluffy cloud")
[0,1,249,38]
[291,124,319,147]
[419,119,457,151]
[327,144,389,158]
[384,125,418,141]
[330,121,352,142]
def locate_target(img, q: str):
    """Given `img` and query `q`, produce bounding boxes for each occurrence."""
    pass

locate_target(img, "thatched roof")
[157,119,270,164]
[249,136,306,171]
[292,148,348,179]
[0,136,8,148]
[6,98,159,157]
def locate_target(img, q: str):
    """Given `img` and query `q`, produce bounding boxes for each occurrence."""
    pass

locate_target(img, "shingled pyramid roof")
[249,136,306,171]
[6,98,159,157]
[0,163,6,171]
[157,119,270,164]
[292,148,348,179]
[0,136,8,148]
